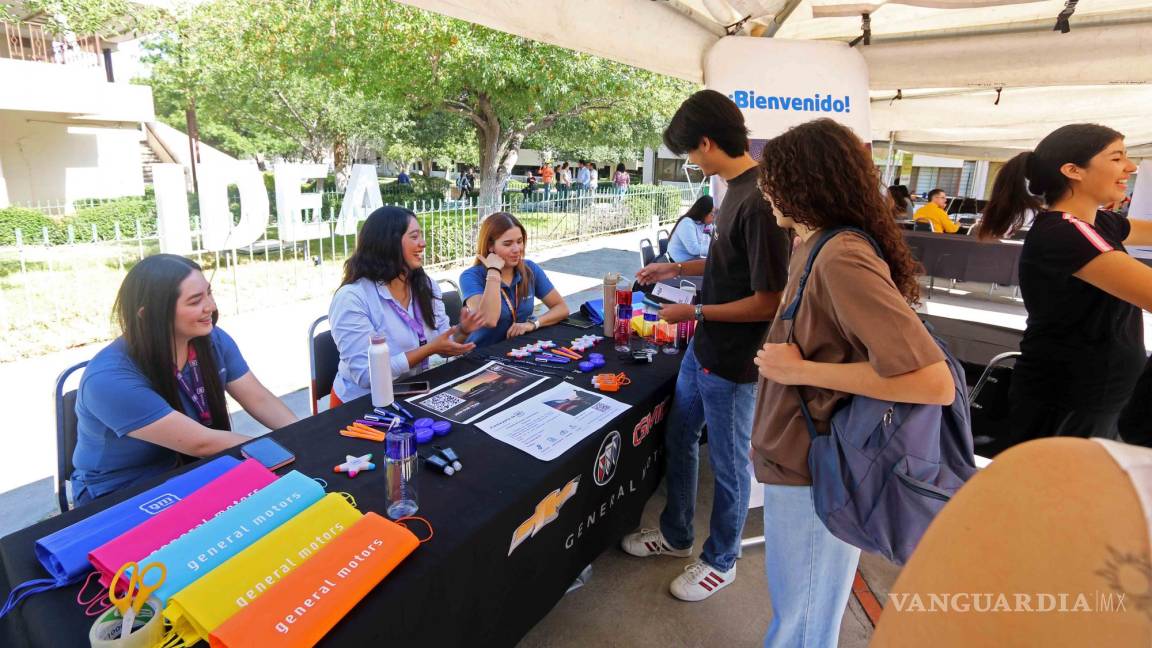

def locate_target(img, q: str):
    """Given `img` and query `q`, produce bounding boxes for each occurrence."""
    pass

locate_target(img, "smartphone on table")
[394,380,432,397]
[241,437,296,471]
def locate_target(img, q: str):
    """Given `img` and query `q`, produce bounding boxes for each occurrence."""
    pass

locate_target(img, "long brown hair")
[758,119,921,305]
[115,255,230,429]
[475,212,534,303]
[341,206,436,328]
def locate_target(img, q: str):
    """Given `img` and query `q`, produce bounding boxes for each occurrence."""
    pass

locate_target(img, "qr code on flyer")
[418,392,465,413]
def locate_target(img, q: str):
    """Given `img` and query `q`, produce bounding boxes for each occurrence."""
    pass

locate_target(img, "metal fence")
[0,185,691,361]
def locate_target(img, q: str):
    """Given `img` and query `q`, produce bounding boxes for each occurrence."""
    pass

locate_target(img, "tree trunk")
[477,129,523,217]
[421,157,433,177]
[332,135,349,191]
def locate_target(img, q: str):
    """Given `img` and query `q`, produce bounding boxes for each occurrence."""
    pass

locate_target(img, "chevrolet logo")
[508,476,580,555]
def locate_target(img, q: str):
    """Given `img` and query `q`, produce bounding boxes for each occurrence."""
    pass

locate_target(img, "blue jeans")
[659,340,755,572]
[762,484,860,648]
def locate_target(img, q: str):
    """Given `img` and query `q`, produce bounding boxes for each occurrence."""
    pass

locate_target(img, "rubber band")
[76,571,105,606]
[396,516,434,543]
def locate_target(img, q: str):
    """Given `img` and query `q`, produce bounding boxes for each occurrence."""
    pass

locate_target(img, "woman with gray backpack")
[751,119,969,647]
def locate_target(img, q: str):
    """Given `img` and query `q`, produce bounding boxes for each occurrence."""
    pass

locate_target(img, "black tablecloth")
[0,324,681,647]
[903,231,1022,286]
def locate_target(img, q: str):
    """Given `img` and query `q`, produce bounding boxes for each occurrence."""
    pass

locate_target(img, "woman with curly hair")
[328,207,484,406]
[751,119,955,647]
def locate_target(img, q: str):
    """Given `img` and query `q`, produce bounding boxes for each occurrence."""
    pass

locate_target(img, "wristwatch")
[530,317,540,331]
[694,304,705,322]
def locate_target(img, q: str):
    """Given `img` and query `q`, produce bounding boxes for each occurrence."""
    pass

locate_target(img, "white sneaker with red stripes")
[620,528,693,558]
[670,560,736,602]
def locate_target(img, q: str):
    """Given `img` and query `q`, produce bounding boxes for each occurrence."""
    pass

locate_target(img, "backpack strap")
[779,226,884,439]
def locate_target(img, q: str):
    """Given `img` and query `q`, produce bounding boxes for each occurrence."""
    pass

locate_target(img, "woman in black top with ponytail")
[979,124,1148,441]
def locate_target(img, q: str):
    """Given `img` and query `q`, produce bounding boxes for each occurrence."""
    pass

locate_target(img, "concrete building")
[0,13,155,212]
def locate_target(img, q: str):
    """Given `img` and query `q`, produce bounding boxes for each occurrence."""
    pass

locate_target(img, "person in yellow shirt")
[913,189,960,233]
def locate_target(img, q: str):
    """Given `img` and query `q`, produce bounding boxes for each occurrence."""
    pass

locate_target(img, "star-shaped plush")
[334,453,376,478]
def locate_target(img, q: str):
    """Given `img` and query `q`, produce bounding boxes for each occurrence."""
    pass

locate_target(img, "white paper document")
[476,383,630,460]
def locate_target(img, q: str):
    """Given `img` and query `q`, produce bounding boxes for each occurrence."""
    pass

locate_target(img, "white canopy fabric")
[397,0,1152,157]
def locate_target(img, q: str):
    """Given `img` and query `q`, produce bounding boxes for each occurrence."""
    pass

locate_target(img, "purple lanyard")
[174,345,212,425]
[385,297,427,346]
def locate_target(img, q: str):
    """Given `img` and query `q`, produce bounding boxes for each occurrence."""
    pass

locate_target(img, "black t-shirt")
[693,167,790,382]
[1013,210,1146,411]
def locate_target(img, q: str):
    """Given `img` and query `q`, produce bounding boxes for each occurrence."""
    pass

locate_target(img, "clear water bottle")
[642,309,659,353]
[385,428,418,519]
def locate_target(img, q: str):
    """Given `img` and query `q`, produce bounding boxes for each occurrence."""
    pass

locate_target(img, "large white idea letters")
[152,162,388,253]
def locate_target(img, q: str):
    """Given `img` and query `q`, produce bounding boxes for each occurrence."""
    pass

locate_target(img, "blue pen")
[535,353,571,364]
[389,401,415,420]
[371,409,404,422]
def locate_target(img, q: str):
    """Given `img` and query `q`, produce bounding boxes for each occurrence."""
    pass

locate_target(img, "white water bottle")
[368,335,394,407]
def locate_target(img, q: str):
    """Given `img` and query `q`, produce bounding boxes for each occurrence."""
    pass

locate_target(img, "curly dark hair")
[758,119,921,305]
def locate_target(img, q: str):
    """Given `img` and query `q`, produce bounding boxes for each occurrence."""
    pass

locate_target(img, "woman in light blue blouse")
[666,195,714,262]
[329,207,484,405]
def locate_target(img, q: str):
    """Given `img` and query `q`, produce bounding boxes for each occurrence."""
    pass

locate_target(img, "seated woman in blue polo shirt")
[460,212,569,347]
[329,206,485,405]
[72,254,297,505]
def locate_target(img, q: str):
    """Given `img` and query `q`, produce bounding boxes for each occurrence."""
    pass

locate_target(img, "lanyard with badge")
[384,297,428,347]
[175,345,212,425]
[382,289,432,369]
[500,285,520,327]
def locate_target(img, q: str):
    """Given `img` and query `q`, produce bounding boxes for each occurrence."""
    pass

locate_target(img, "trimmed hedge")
[70,197,158,241]
[0,207,61,245]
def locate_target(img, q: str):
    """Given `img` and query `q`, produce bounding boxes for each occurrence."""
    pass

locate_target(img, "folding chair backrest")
[639,238,656,266]
[55,361,88,513]
[657,229,670,256]
[438,278,462,327]
[309,316,339,415]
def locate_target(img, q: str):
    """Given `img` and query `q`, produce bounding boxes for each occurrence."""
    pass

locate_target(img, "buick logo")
[593,431,622,486]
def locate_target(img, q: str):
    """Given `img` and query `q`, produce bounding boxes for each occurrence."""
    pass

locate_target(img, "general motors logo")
[593,431,622,486]
[139,493,181,515]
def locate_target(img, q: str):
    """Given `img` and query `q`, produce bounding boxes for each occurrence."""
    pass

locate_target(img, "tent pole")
[883,131,897,186]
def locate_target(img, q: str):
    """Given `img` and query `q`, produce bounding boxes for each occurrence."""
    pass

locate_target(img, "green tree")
[242,0,694,209]
[144,3,402,185]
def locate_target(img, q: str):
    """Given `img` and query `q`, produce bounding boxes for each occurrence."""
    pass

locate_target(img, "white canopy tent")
[396,0,1152,158]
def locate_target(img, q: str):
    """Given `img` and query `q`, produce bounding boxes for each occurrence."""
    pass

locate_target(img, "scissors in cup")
[109,561,166,638]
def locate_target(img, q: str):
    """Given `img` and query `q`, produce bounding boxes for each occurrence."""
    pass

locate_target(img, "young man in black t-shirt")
[622,90,790,601]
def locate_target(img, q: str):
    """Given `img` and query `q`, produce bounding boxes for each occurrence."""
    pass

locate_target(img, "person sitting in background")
[397,169,411,185]
[666,195,715,262]
[461,212,569,347]
[888,184,914,220]
[329,207,483,406]
[72,255,297,506]
[913,188,960,233]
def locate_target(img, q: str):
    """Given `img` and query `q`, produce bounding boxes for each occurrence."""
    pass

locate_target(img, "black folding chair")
[639,238,656,266]
[437,278,462,326]
[54,360,89,513]
[308,315,339,415]
[657,229,670,257]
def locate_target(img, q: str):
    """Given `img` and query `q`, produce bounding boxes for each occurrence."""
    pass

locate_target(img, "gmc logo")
[633,397,671,446]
